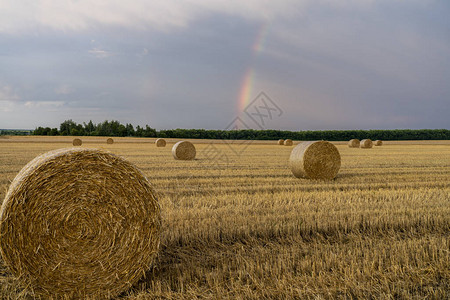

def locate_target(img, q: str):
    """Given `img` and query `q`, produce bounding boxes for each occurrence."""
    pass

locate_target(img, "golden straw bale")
[72,138,82,146]
[284,139,293,146]
[374,140,383,146]
[278,139,284,145]
[172,141,196,160]
[348,139,360,148]
[106,138,114,144]
[360,139,373,148]
[0,148,161,299]
[155,138,166,147]
[289,141,341,180]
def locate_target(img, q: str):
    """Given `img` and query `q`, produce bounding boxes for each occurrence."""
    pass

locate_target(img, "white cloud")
[88,47,113,58]
[0,0,387,34]
[0,0,195,33]
[24,101,64,108]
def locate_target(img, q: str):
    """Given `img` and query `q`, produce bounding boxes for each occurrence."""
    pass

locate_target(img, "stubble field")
[0,136,449,299]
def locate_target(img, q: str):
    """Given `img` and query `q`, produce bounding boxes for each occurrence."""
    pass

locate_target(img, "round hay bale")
[172,141,196,160]
[0,148,161,299]
[277,139,284,145]
[348,139,360,148]
[360,139,373,148]
[106,138,114,144]
[155,138,166,147]
[284,139,293,146]
[72,138,82,146]
[374,140,383,146]
[289,141,341,180]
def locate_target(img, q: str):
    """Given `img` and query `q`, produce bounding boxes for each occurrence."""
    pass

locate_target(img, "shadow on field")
[128,232,285,297]
[123,214,449,298]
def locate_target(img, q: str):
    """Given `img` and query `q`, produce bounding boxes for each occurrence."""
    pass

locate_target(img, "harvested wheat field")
[0,136,449,299]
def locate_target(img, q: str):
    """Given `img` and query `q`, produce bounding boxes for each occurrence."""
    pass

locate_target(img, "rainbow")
[237,68,255,113]
[237,22,270,115]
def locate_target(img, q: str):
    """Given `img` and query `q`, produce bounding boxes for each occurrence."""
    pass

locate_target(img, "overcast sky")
[1,0,449,130]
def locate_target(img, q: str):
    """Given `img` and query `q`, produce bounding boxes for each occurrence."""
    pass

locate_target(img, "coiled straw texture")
[348,139,360,148]
[0,148,161,299]
[289,141,341,180]
[360,139,373,148]
[72,138,82,146]
[155,138,166,147]
[284,139,293,146]
[172,141,196,160]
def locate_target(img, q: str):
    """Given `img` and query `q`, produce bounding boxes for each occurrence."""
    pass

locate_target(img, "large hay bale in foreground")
[360,139,373,148]
[278,139,284,145]
[0,148,161,299]
[348,139,360,148]
[72,138,82,146]
[155,138,166,147]
[172,141,196,160]
[289,141,341,180]
[284,139,293,146]
[374,140,383,146]
[106,138,114,144]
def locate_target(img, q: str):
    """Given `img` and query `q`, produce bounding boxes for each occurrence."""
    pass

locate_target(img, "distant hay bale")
[172,141,196,160]
[278,139,284,145]
[284,139,293,146]
[155,138,166,147]
[374,140,383,146]
[0,148,161,299]
[360,139,373,148]
[289,141,341,180]
[72,138,82,146]
[106,138,114,144]
[348,139,360,148]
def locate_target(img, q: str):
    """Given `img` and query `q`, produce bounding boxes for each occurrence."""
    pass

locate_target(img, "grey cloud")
[0,1,449,130]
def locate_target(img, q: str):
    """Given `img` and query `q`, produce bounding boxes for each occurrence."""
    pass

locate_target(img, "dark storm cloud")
[0,1,449,130]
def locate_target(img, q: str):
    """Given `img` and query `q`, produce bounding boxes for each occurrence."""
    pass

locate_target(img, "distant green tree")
[70,128,80,136]
[60,120,78,135]
[143,125,157,137]
[33,127,47,135]
[118,124,127,137]
[84,120,95,136]
[50,128,59,136]
[97,121,111,136]
[36,119,450,140]
[125,123,135,136]
[135,125,144,137]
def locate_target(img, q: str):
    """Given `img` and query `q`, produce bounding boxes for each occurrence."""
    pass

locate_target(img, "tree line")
[31,120,450,140]
[0,129,33,136]
[33,120,156,137]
